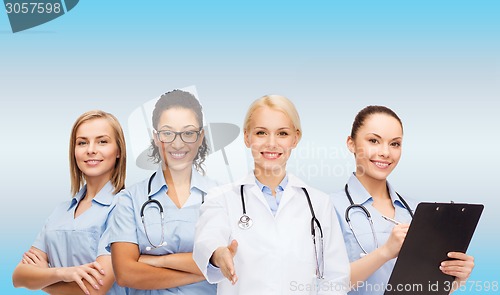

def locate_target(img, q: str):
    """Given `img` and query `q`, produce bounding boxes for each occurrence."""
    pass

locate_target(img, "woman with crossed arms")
[13,110,128,295]
[108,90,217,294]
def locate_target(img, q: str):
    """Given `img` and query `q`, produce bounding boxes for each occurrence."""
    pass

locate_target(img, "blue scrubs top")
[33,181,127,295]
[108,166,217,295]
[331,174,416,295]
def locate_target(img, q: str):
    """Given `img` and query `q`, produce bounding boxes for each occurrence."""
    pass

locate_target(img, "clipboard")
[384,202,483,295]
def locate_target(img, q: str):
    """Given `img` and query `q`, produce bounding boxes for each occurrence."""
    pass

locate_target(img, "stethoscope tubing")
[140,172,205,250]
[344,183,413,255]
[238,184,324,279]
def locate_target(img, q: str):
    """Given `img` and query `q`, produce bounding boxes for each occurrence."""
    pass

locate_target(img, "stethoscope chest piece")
[238,214,253,229]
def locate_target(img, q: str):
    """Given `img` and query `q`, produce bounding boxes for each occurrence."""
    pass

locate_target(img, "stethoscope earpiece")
[145,241,167,252]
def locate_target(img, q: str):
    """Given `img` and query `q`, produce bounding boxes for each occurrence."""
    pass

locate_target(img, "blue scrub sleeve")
[106,190,139,251]
[97,203,117,257]
[32,222,48,253]
[32,206,59,253]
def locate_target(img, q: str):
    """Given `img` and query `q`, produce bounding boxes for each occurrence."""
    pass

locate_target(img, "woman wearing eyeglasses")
[12,110,127,295]
[108,90,217,294]
[193,95,350,295]
[331,105,474,295]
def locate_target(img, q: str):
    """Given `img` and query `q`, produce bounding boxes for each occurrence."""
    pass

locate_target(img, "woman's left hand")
[440,252,474,292]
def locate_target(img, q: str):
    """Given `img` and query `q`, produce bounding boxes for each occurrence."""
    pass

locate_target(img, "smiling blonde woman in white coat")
[194,95,350,295]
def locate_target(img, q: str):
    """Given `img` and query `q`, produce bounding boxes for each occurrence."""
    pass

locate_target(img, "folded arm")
[111,242,205,290]
[12,247,111,295]
[139,252,202,275]
[42,255,116,295]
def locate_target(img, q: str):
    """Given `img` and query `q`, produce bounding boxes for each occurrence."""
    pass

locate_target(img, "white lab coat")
[194,173,350,295]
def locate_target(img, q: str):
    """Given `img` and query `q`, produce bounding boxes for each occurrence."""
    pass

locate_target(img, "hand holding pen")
[380,216,410,259]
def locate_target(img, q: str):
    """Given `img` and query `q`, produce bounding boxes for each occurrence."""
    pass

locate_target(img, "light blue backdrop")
[1,1,499,294]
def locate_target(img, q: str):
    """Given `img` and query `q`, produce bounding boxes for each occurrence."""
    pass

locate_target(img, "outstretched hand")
[210,239,239,285]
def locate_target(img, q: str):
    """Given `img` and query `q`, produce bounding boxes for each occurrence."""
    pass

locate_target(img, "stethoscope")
[140,172,205,251]
[344,184,413,256]
[238,185,325,279]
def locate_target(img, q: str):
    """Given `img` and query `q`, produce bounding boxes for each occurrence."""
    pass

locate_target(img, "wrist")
[210,248,222,267]
[161,253,171,268]
[377,245,394,261]
[53,267,65,282]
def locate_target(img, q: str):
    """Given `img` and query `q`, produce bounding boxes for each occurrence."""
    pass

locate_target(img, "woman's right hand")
[380,223,410,259]
[210,239,238,285]
[56,261,105,294]
[22,248,49,268]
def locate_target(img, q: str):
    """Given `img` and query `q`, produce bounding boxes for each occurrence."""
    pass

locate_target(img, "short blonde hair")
[69,110,127,196]
[243,94,302,142]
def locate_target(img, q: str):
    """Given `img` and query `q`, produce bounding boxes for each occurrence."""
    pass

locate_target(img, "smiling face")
[244,106,299,179]
[74,118,120,183]
[348,113,403,183]
[153,107,204,174]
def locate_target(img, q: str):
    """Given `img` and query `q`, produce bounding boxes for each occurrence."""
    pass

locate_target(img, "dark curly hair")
[149,90,208,175]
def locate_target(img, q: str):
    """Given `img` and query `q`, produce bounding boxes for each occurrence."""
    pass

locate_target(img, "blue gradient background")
[1,1,499,294]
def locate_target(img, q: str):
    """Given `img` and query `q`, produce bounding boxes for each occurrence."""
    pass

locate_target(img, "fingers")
[74,278,91,295]
[447,252,474,262]
[60,263,105,294]
[211,243,239,285]
[219,251,236,283]
[79,268,102,291]
[213,246,238,284]
[90,261,106,275]
[220,260,238,285]
[382,224,410,259]
[393,224,409,235]
[228,240,239,256]
[22,252,37,265]
[21,249,49,268]
[440,252,474,280]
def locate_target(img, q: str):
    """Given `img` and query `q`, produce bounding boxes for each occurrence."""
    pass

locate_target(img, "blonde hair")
[243,94,302,142]
[69,110,127,196]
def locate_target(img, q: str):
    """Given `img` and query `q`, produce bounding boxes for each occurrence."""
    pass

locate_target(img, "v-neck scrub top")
[331,174,416,295]
[108,166,217,295]
[33,181,126,295]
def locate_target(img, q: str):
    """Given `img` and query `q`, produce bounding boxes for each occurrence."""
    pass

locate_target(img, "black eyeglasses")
[155,128,202,143]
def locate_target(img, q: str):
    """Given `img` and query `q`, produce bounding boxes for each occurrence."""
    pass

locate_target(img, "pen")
[381,215,401,225]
